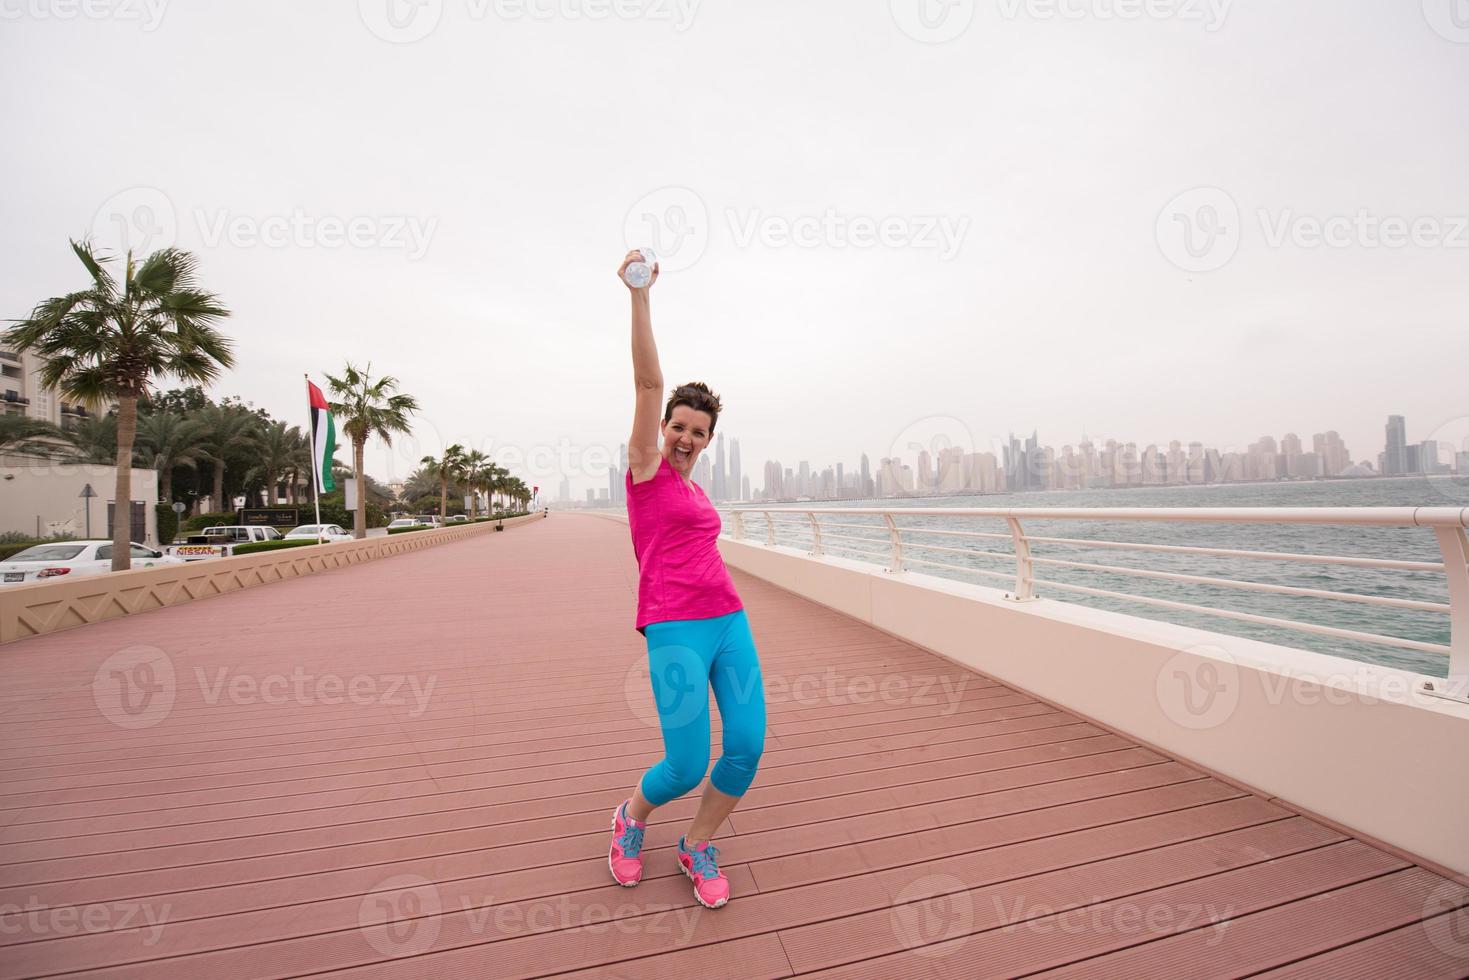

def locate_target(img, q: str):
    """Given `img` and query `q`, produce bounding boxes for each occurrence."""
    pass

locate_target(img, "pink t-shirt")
[626,455,743,632]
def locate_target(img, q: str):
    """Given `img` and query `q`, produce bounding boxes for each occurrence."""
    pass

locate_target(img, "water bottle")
[624,248,656,289]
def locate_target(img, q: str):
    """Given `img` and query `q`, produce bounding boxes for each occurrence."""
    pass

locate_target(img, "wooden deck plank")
[0,513,1455,980]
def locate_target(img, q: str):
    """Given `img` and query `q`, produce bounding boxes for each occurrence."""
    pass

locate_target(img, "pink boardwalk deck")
[1,514,1465,979]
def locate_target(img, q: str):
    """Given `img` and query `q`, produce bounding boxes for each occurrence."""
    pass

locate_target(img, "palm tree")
[62,414,119,465]
[4,242,231,568]
[0,416,65,459]
[484,463,509,513]
[197,404,261,513]
[420,444,467,520]
[461,449,490,518]
[253,420,306,507]
[134,410,209,505]
[325,363,419,539]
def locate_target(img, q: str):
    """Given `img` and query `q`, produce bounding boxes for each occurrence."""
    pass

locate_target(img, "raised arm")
[622,250,664,484]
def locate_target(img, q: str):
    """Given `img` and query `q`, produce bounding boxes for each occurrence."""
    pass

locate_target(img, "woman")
[607,250,767,910]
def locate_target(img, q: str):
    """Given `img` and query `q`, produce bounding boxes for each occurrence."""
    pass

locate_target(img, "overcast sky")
[2,1,1465,496]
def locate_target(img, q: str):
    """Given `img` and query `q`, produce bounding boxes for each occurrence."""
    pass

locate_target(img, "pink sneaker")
[676,836,729,909]
[608,800,646,886]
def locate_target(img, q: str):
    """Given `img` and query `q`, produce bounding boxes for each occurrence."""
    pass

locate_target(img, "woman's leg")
[686,610,766,843]
[631,618,718,814]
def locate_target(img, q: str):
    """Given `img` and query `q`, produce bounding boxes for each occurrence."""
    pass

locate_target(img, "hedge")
[156,504,180,546]
[230,539,329,556]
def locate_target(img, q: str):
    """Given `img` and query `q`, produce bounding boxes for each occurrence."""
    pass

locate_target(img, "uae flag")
[307,380,337,494]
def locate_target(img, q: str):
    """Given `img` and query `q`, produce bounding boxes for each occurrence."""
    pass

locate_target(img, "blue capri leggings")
[639,609,766,806]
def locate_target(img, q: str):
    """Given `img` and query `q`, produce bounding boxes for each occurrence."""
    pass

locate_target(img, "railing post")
[1007,516,1036,601]
[732,511,745,540]
[1422,526,1469,703]
[884,514,902,573]
[763,512,775,547]
[808,513,823,557]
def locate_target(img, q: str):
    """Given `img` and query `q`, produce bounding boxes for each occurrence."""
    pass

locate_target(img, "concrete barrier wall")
[720,537,1469,878]
[0,513,546,644]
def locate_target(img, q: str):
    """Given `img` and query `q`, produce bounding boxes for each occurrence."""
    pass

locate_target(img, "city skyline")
[566,412,1465,505]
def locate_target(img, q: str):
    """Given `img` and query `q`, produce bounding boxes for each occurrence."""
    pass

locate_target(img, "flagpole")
[306,374,323,541]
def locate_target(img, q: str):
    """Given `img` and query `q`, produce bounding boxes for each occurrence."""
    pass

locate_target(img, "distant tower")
[713,433,726,501]
[860,453,872,498]
[729,438,742,503]
[1384,416,1408,476]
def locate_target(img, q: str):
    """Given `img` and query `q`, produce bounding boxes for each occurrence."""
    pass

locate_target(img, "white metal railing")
[725,506,1469,703]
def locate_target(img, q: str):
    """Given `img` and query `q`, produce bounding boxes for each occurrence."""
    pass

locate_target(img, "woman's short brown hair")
[663,382,723,433]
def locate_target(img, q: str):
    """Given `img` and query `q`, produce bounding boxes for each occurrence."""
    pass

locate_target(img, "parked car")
[413,515,444,527]
[387,518,425,530]
[445,515,469,524]
[283,524,353,543]
[0,541,183,586]
[166,525,283,561]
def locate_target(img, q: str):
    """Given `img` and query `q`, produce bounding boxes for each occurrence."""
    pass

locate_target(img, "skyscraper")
[860,453,872,498]
[729,438,742,501]
[1384,416,1408,476]
[713,433,726,501]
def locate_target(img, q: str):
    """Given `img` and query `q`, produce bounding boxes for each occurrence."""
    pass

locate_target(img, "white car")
[0,541,184,587]
[386,518,425,530]
[284,524,353,543]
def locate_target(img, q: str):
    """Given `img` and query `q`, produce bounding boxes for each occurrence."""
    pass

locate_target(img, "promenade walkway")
[0,513,1464,978]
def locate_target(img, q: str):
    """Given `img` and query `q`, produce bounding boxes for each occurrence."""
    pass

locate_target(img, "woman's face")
[661,405,713,476]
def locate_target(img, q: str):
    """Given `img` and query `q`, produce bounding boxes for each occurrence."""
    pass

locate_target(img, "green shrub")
[183,511,239,532]
[156,504,180,545]
[387,524,435,535]
[231,539,326,556]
